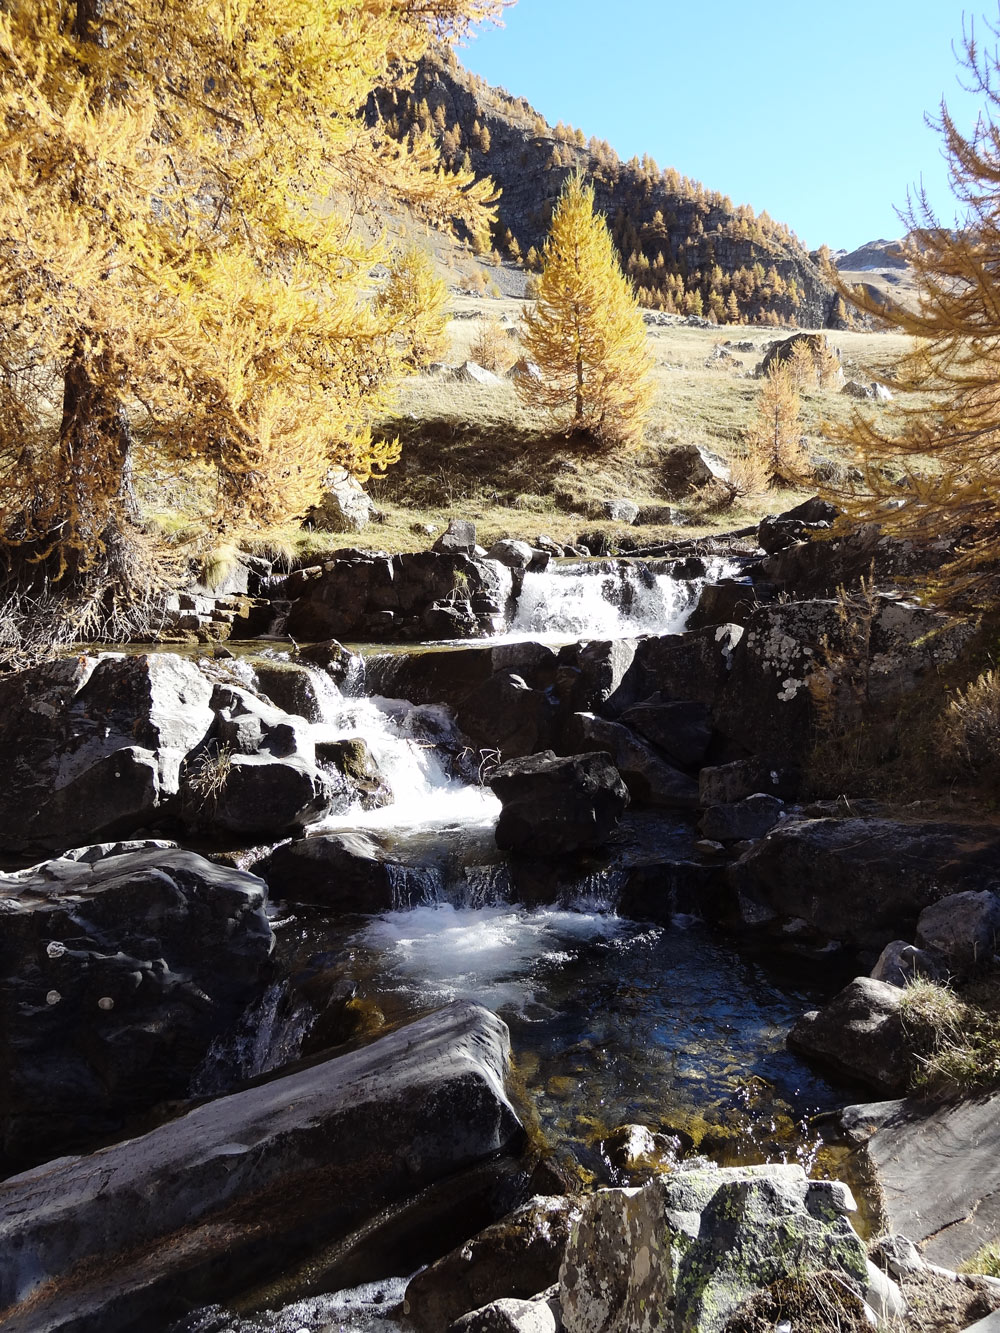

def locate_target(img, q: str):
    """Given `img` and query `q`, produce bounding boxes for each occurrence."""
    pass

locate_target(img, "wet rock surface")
[0,1002,522,1333]
[404,1195,581,1332]
[489,751,630,855]
[0,848,273,1173]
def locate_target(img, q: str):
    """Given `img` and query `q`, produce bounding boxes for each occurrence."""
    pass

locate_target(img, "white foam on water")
[300,669,500,834]
[360,902,638,1015]
[502,556,740,642]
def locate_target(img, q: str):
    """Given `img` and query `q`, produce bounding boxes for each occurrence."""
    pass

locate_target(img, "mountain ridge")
[373,49,847,329]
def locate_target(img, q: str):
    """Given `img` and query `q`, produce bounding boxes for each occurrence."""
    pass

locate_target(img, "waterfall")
[502,556,739,641]
[287,665,502,835]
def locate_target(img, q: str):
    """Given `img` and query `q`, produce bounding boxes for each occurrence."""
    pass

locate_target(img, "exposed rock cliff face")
[373,51,842,328]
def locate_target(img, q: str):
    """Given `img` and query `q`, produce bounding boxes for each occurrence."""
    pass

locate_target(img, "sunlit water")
[497,557,740,643]
[274,901,856,1182]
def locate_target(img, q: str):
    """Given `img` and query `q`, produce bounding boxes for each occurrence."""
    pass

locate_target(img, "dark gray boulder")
[788,977,910,1095]
[713,598,972,760]
[488,751,630,856]
[916,891,1000,972]
[404,1196,580,1333]
[699,758,799,806]
[0,1002,522,1333]
[699,794,784,843]
[659,443,715,497]
[487,539,535,571]
[459,672,558,758]
[870,940,948,988]
[0,654,214,852]
[841,1091,1000,1267]
[434,518,478,553]
[315,736,393,810]
[732,817,1000,951]
[451,1294,560,1333]
[0,849,273,1172]
[618,698,712,769]
[686,580,765,631]
[561,713,698,809]
[252,660,329,723]
[264,831,415,912]
[180,751,332,838]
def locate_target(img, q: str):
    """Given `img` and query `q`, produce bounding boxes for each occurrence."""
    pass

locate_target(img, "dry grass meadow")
[354,290,914,555]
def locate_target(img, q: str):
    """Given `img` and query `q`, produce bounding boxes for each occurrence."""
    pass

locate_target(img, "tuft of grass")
[185,745,233,810]
[201,542,243,592]
[899,976,1000,1095]
[960,1239,1000,1278]
[936,667,1000,777]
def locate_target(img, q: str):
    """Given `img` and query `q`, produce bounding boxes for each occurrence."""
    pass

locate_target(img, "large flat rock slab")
[842,1093,1000,1267]
[0,1001,521,1333]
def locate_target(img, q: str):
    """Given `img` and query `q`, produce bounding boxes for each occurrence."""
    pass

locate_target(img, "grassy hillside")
[354,295,911,555]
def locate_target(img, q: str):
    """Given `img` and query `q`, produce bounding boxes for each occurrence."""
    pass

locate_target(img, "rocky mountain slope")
[835,236,920,313]
[373,49,846,328]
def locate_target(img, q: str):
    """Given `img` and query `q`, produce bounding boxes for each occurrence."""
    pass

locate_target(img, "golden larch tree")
[827,15,1000,606]
[0,0,502,618]
[746,364,805,486]
[375,246,450,370]
[518,175,653,446]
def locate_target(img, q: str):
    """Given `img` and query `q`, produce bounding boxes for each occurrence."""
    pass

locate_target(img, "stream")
[171,557,867,1330]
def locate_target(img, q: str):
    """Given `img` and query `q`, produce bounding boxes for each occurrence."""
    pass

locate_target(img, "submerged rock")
[489,751,630,856]
[559,1164,868,1333]
[0,1002,522,1333]
[0,848,273,1172]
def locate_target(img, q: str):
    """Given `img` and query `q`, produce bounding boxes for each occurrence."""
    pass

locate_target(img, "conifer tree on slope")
[0,0,501,621]
[519,176,653,446]
[827,16,1000,606]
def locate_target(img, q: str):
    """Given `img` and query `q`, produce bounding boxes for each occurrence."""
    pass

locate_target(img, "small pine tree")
[786,340,818,389]
[519,176,653,446]
[470,314,512,372]
[746,365,805,485]
[725,291,741,324]
[375,247,449,369]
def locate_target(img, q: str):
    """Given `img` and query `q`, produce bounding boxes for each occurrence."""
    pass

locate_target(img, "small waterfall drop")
[503,556,739,641]
[293,664,501,834]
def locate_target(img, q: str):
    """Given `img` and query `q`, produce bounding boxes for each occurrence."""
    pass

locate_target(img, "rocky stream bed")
[2,507,1000,1333]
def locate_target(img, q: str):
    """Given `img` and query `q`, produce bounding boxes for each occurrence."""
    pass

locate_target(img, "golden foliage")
[826,16,1000,605]
[518,175,654,446]
[745,365,805,485]
[470,314,513,372]
[375,245,450,369]
[0,0,503,587]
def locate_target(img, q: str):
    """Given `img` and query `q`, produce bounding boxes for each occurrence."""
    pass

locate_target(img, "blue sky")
[462,0,987,251]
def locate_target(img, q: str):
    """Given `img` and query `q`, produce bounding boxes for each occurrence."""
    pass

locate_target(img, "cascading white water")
[296,664,501,834]
[502,556,740,641]
[360,901,632,1016]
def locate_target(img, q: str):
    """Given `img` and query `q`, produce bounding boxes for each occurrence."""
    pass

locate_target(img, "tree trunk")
[73,0,107,46]
[57,340,138,585]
